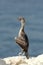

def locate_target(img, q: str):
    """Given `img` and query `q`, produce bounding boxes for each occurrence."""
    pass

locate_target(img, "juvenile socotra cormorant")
[15,16,29,59]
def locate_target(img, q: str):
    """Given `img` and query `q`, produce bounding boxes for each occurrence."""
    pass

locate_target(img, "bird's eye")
[19,18,21,20]
[20,18,21,20]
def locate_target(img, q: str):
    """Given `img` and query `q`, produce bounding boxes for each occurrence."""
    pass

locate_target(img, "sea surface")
[0,0,43,58]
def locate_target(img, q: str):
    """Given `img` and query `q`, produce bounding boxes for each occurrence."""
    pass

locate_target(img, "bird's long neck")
[18,20,25,37]
[20,22,25,31]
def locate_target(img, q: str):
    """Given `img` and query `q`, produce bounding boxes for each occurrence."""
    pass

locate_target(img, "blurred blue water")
[0,0,43,58]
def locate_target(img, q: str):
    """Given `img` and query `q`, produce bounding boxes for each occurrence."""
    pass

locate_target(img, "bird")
[15,16,29,59]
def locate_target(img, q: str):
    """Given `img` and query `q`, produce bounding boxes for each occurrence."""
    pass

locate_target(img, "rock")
[1,54,43,65]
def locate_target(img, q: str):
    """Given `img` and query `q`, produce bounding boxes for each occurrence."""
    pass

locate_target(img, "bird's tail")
[25,51,29,59]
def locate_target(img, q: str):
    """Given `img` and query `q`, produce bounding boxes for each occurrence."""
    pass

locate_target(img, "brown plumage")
[15,16,29,59]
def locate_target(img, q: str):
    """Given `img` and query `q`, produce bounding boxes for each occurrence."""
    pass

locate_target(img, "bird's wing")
[21,31,29,43]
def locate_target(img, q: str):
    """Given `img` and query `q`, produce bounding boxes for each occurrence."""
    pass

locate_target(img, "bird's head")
[18,16,25,26]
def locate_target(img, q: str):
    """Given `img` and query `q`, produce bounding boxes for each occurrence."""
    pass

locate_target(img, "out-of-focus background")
[0,0,43,58]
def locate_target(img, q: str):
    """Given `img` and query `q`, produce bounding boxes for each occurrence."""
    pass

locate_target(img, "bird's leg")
[18,49,25,56]
[21,49,25,55]
[18,52,22,56]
